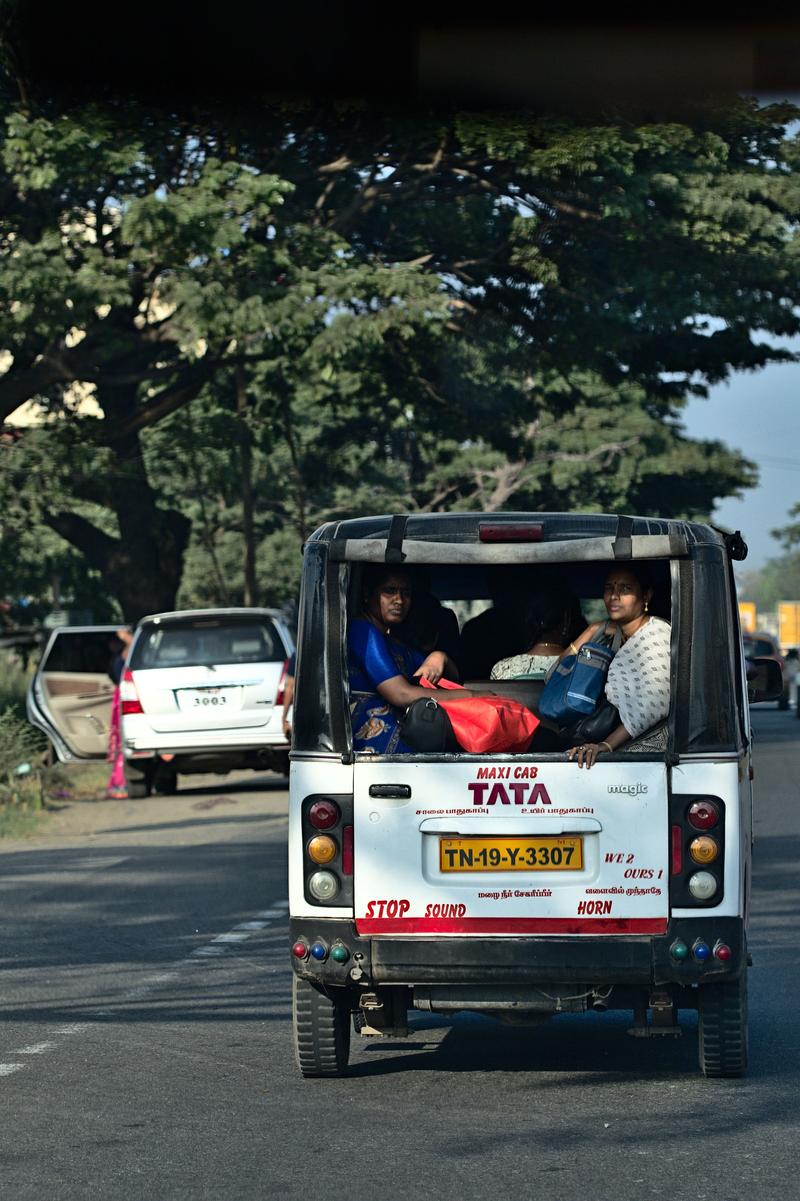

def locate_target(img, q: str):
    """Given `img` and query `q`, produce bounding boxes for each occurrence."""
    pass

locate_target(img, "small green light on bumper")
[330,944,349,964]
[670,940,690,961]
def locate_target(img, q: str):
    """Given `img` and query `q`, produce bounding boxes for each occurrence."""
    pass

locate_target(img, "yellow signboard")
[778,602,800,650]
[738,602,756,634]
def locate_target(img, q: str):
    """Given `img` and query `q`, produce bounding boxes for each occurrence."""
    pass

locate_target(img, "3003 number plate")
[177,687,240,712]
[439,836,583,873]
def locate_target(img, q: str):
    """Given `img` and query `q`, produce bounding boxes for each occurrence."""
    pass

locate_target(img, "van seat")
[464,678,545,715]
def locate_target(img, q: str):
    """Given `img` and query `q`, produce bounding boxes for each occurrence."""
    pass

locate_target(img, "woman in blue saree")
[348,565,488,753]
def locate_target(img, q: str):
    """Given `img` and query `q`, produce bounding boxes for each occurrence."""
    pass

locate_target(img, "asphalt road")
[1,711,799,1201]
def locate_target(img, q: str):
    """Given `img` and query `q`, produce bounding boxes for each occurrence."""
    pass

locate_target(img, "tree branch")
[111,363,216,439]
[41,509,120,575]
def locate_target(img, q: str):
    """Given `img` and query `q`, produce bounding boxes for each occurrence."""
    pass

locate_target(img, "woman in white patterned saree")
[565,565,671,770]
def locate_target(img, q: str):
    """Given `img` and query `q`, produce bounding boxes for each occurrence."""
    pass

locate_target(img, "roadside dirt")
[0,768,289,851]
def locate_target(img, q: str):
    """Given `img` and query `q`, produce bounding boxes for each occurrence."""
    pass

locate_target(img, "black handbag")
[566,699,620,746]
[400,697,460,752]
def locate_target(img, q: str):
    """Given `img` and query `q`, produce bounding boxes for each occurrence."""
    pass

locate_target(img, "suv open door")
[27,626,120,762]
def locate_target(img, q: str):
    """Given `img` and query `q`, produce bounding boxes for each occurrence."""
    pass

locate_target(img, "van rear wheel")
[293,977,351,1077]
[698,972,748,1078]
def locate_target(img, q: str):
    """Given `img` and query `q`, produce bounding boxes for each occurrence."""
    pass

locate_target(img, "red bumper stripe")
[356,917,668,936]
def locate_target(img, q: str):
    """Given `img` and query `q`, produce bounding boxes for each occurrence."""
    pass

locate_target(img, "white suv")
[121,608,294,796]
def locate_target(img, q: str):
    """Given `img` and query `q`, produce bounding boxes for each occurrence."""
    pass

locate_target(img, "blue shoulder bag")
[538,624,622,727]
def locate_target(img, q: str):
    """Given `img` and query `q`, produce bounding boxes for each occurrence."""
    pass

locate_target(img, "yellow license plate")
[439,837,583,873]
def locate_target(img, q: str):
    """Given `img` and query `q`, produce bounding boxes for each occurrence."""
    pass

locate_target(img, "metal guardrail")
[0,626,46,653]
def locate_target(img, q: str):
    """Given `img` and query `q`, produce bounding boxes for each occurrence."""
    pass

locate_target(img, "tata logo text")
[468,782,552,806]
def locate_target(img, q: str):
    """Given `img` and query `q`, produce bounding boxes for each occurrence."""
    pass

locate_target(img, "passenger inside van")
[399,589,462,675]
[348,565,496,754]
[490,584,584,681]
[459,568,531,679]
[566,563,671,769]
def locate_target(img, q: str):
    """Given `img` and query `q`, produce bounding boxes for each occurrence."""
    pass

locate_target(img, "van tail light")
[120,668,143,716]
[274,658,289,706]
[479,522,543,542]
[670,794,725,909]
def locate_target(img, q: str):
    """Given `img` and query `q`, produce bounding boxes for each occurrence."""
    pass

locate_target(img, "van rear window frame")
[295,528,740,760]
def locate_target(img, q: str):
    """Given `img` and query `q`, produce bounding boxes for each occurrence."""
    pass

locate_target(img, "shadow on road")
[173,773,289,796]
[0,834,288,978]
[92,812,287,837]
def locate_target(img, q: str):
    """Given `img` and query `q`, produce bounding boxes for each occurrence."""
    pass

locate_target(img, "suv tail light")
[120,668,143,716]
[275,658,289,706]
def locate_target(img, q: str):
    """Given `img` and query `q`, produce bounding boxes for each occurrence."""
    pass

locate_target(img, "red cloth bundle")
[420,677,539,754]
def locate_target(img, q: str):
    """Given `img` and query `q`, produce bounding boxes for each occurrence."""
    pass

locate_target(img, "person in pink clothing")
[106,626,133,799]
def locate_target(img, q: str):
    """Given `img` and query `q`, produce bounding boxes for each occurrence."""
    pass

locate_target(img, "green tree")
[2,82,799,614]
[739,504,800,611]
[0,103,451,617]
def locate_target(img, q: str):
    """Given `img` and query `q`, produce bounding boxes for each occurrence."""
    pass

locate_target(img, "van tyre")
[698,971,748,1078]
[293,976,351,1077]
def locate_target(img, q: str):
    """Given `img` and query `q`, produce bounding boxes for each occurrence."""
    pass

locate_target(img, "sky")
[681,356,800,570]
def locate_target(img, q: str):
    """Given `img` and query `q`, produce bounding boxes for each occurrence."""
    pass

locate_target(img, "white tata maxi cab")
[288,513,781,1078]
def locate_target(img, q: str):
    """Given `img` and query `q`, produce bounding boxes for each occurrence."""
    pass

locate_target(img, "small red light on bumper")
[342,825,354,876]
[291,940,308,960]
[713,942,732,962]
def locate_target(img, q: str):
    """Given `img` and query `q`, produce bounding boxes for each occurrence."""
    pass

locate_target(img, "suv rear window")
[130,619,285,669]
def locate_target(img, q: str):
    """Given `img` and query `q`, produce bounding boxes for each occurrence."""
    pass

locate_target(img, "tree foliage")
[738,503,800,611]
[1,81,799,616]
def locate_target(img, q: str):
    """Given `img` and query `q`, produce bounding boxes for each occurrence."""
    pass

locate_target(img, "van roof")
[307,512,730,552]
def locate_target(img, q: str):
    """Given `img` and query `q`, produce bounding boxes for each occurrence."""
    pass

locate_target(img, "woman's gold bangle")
[568,641,578,655]
[599,740,612,753]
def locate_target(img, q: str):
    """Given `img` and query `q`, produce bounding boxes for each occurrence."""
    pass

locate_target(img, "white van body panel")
[352,759,670,936]
[289,757,355,918]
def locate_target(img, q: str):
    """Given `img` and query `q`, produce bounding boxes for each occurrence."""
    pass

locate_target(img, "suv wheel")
[124,762,153,799]
[153,767,178,795]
